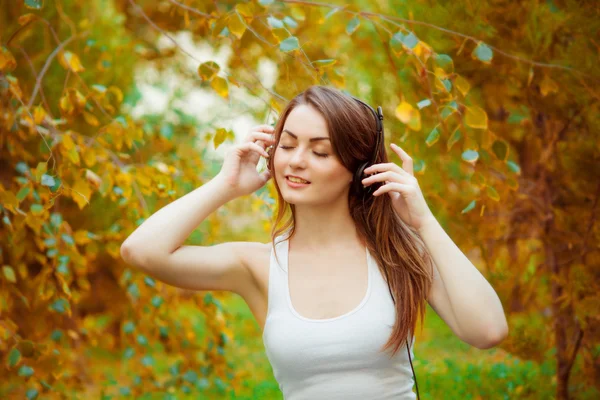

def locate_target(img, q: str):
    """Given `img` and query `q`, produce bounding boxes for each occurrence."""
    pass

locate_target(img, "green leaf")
[137,334,148,346]
[49,298,69,314]
[267,16,283,29]
[16,187,30,201]
[461,200,476,214]
[30,204,44,214]
[141,355,154,367]
[7,347,21,367]
[41,174,56,187]
[402,32,419,49]
[123,321,135,334]
[2,266,17,283]
[283,16,297,29]
[123,347,135,359]
[127,283,140,300]
[24,0,43,10]
[462,150,479,163]
[473,42,493,62]
[26,388,38,400]
[506,160,521,174]
[61,234,74,246]
[413,159,425,173]
[183,370,198,383]
[486,186,500,201]
[492,140,508,160]
[390,32,405,53]
[50,330,63,341]
[346,16,360,35]
[434,54,454,73]
[159,326,169,338]
[144,276,155,287]
[425,127,440,147]
[312,59,337,68]
[160,124,173,140]
[151,295,163,307]
[280,36,300,52]
[447,128,462,151]
[416,99,431,109]
[18,365,34,377]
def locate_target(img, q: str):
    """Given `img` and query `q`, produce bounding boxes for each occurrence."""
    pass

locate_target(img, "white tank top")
[262,233,417,400]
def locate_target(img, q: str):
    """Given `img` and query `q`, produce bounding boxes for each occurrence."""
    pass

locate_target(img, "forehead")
[283,104,329,138]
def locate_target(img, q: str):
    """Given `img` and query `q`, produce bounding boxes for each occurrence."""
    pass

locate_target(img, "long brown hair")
[266,85,434,357]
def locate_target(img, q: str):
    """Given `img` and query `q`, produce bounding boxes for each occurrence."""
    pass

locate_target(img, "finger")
[251,125,276,135]
[390,143,414,176]
[364,163,402,175]
[373,182,413,196]
[362,171,407,186]
[244,142,270,158]
[246,131,276,144]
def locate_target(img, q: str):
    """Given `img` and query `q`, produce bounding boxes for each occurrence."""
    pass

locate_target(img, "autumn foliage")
[1,0,599,399]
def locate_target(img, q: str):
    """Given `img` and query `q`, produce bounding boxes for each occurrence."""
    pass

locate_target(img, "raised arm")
[120,124,275,296]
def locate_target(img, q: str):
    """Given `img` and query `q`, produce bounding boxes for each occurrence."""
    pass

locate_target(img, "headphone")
[349,95,421,400]
[268,96,421,399]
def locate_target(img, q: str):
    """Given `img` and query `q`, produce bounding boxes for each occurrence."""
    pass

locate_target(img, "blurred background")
[0,0,598,399]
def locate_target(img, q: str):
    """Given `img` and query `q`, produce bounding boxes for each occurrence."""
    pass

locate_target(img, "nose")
[288,147,308,169]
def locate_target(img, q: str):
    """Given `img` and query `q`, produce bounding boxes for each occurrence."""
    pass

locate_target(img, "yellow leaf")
[198,61,220,81]
[214,128,227,149]
[0,46,17,72]
[18,13,37,25]
[2,266,17,283]
[85,169,102,189]
[61,133,76,150]
[394,101,421,131]
[211,76,229,99]
[108,86,123,104]
[455,75,471,96]
[74,230,91,245]
[58,51,85,73]
[33,106,46,124]
[235,2,255,19]
[82,147,97,167]
[71,177,91,209]
[540,74,558,96]
[34,161,47,182]
[227,12,246,39]
[83,111,99,126]
[59,93,74,115]
[465,106,488,130]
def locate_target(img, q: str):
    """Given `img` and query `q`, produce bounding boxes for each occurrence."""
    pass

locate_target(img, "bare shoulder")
[242,241,273,297]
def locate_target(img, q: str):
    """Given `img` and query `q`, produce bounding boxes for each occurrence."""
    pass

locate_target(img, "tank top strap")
[265,234,291,318]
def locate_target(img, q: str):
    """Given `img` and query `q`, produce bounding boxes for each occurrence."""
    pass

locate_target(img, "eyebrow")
[282,129,330,142]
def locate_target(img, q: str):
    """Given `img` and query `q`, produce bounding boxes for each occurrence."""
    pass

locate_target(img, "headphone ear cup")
[353,162,369,196]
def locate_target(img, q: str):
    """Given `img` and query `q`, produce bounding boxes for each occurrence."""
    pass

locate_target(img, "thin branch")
[28,32,89,108]
[281,0,595,80]
[17,46,54,118]
[128,0,201,63]
[167,0,212,18]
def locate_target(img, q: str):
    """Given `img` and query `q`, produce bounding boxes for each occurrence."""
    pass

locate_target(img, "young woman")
[121,85,509,399]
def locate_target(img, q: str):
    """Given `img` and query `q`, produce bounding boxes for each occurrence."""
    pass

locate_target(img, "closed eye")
[278,146,329,158]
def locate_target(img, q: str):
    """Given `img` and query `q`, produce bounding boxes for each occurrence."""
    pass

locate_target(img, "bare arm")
[119,124,275,296]
[120,177,236,262]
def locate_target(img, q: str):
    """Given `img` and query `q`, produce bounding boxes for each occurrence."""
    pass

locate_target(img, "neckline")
[284,238,373,323]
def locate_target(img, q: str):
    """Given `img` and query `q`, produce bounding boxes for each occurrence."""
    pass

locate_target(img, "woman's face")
[273,104,353,205]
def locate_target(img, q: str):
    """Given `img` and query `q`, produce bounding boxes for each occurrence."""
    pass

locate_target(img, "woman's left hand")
[361,143,436,231]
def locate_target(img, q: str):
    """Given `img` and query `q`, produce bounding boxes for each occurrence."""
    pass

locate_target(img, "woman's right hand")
[215,124,275,198]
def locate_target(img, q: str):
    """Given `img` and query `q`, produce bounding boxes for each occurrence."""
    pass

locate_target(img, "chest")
[287,250,369,320]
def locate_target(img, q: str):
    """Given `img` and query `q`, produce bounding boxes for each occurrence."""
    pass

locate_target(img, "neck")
[288,196,362,250]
